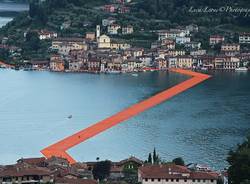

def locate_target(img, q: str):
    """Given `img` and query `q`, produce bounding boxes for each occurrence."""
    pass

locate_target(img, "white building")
[158,30,186,41]
[108,24,121,35]
[239,33,250,44]
[38,30,57,40]
[138,164,219,184]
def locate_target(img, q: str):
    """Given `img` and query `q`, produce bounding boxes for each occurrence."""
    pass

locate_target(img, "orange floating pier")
[41,69,211,164]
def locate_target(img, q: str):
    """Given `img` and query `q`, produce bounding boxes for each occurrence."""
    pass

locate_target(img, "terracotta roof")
[55,178,97,184]
[0,165,51,177]
[139,164,219,180]
[17,157,46,165]
[190,172,219,180]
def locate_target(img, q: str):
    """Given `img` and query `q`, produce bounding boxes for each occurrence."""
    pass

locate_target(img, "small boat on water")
[132,73,138,77]
[235,67,248,72]
[68,115,73,119]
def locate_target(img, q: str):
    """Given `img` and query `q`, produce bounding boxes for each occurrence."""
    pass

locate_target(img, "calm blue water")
[0,70,249,170]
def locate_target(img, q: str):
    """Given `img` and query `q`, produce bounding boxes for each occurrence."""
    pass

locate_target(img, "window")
[193,179,196,182]
[198,179,201,182]
[145,179,148,182]
[211,180,214,182]
[171,179,174,182]
[158,179,161,182]
[165,179,168,182]
[176,179,179,182]
[184,179,187,182]
[151,179,154,182]
[203,180,206,182]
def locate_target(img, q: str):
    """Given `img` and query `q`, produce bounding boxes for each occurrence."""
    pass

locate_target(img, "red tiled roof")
[139,164,219,180]
[117,156,143,166]
[17,157,46,166]
[0,165,51,177]
[55,178,97,184]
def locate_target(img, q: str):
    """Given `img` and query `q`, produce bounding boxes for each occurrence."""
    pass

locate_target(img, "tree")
[25,31,40,51]
[92,160,111,181]
[172,157,185,166]
[227,136,250,184]
[148,153,152,164]
[241,180,250,184]
[153,148,160,164]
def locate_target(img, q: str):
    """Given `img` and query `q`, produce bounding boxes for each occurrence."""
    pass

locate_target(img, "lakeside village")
[0,149,228,184]
[1,22,250,73]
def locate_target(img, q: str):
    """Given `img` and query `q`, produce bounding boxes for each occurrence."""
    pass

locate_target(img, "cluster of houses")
[25,23,250,73]
[0,156,226,184]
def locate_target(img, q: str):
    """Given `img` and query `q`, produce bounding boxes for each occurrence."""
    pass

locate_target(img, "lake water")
[0,70,249,170]
[0,1,28,28]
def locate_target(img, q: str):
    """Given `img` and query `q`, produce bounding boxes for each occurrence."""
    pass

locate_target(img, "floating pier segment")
[41,69,211,164]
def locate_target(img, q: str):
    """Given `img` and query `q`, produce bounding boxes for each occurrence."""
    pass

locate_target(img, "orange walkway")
[41,69,211,164]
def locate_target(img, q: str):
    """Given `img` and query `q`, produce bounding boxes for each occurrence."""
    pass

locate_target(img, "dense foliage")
[92,160,112,181]
[134,0,250,27]
[227,137,250,184]
[172,157,185,166]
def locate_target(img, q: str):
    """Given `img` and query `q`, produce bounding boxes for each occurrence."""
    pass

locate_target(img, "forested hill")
[134,0,250,27]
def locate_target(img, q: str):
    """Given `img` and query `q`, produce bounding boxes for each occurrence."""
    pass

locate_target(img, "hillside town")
[0,0,250,73]
[0,155,227,184]
[1,23,250,73]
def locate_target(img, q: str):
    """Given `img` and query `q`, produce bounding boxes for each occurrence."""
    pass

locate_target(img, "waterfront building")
[50,55,65,72]
[214,56,240,70]
[176,55,193,68]
[29,60,49,70]
[155,58,168,70]
[69,50,87,71]
[239,33,250,44]
[167,57,177,68]
[87,58,101,71]
[138,164,219,184]
[209,35,225,45]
